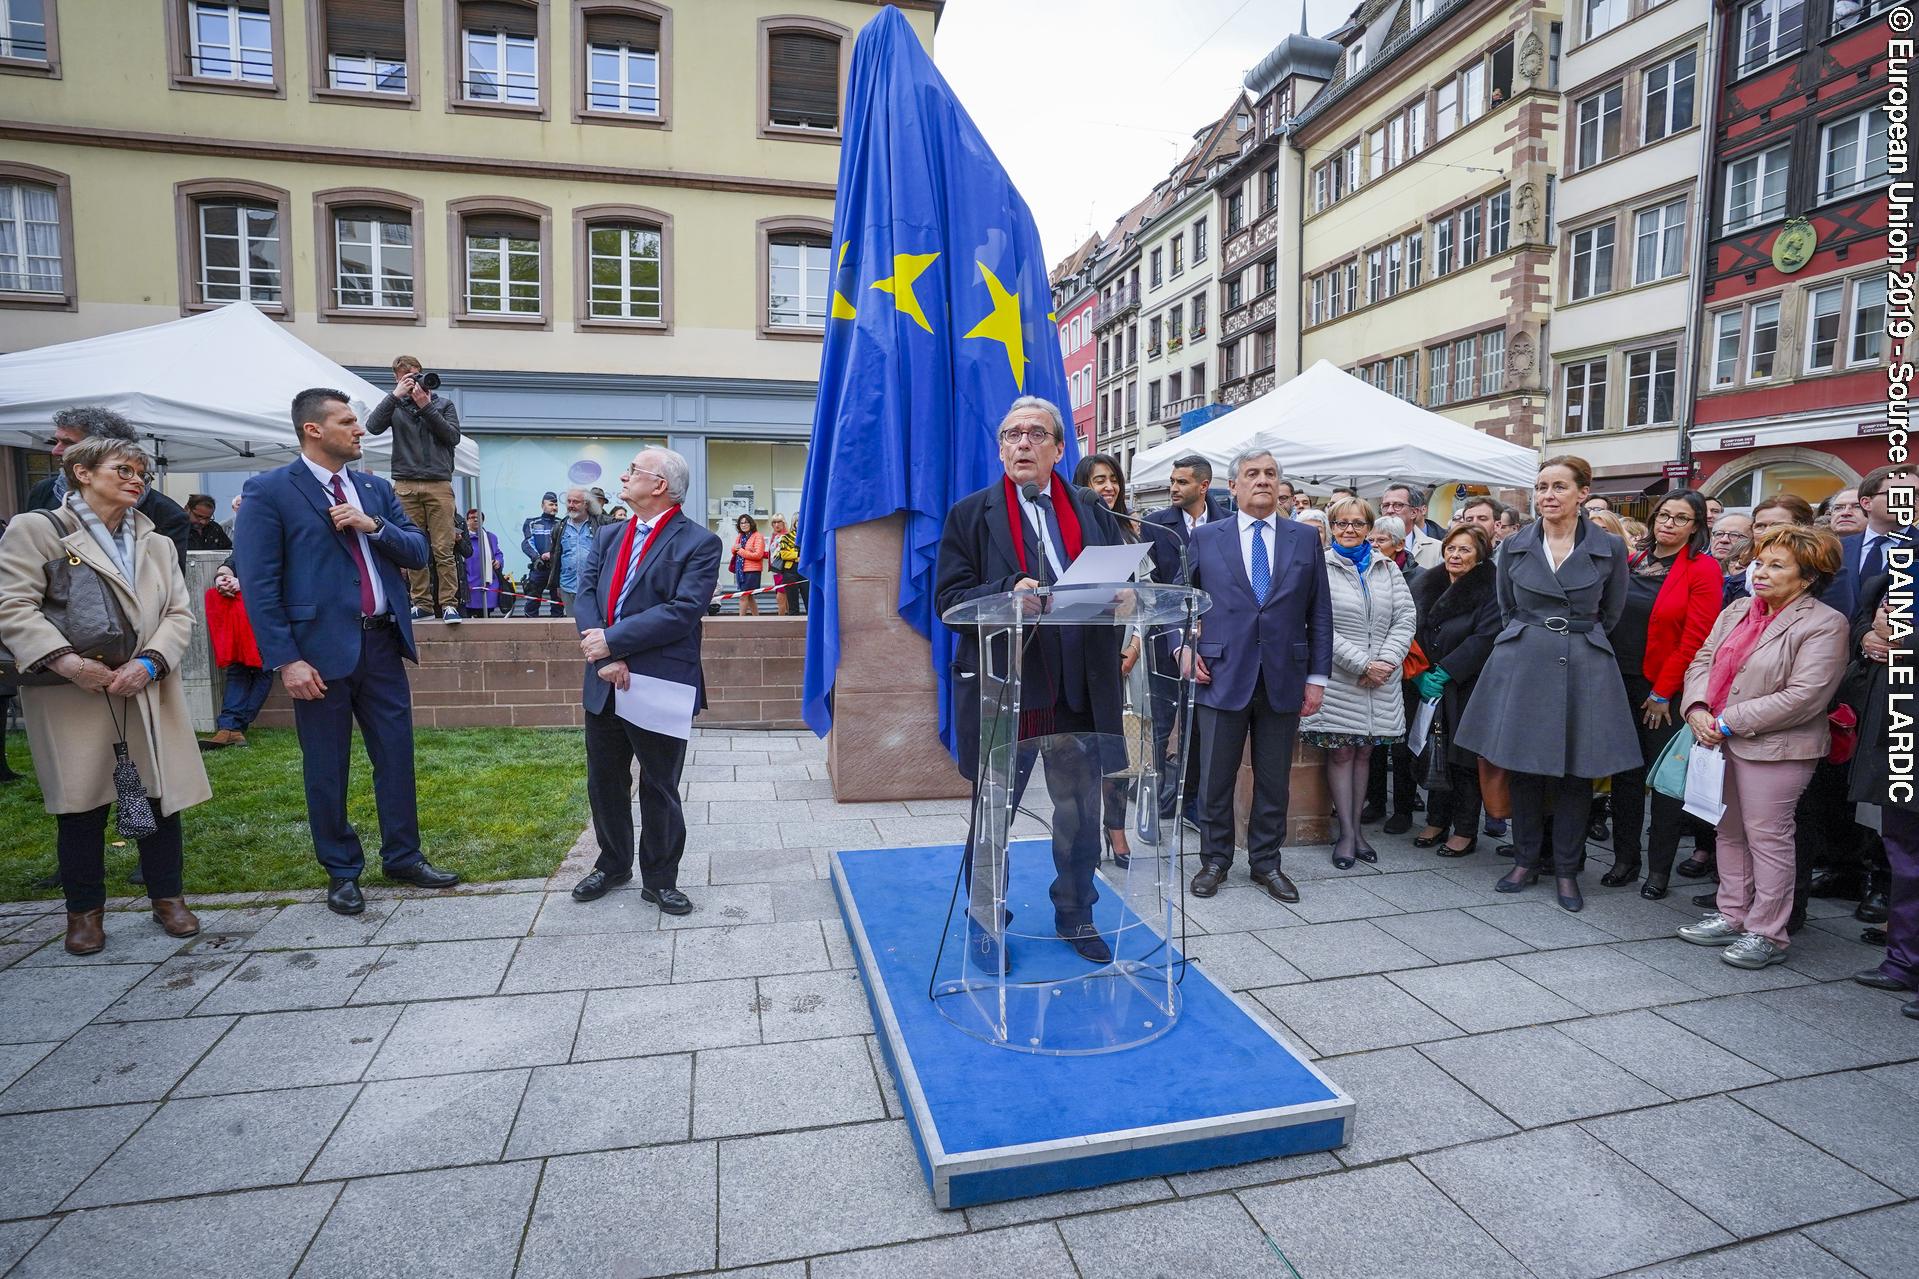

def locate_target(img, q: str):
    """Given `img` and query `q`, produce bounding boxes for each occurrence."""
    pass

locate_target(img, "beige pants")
[394,479,459,610]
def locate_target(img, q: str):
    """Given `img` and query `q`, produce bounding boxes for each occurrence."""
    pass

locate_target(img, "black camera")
[408,370,441,392]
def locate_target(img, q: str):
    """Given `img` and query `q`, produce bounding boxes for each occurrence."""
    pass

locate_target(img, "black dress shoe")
[1059,924,1113,964]
[1856,890,1890,924]
[1354,846,1378,864]
[1412,828,1446,849]
[1640,876,1669,901]
[1495,866,1539,893]
[1854,968,1912,992]
[1497,843,1518,859]
[571,869,632,902]
[1382,811,1414,835]
[1359,800,1385,823]
[1808,868,1861,899]
[327,877,365,916]
[1190,863,1226,897]
[1437,836,1478,858]
[1904,998,1919,1021]
[1555,876,1584,913]
[642,886,694,915]
[1675,855,1714,880]
[384,859,460,889]
[1863,926,1889,946]
[1250,868,1300,904]
[1600,859,1640,888]
[1692,890,1717,908]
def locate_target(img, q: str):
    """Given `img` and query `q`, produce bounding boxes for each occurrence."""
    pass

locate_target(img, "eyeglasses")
[93,463,149,485]
[1710,531,1750,543]
[622,465,664,481]
[1331,519,1371,531]
[1654,512,1695,526]
[999,427,1058,444]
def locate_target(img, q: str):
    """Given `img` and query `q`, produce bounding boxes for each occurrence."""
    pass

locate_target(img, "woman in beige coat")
[0,436,210,955]
[1675,525,1848,971]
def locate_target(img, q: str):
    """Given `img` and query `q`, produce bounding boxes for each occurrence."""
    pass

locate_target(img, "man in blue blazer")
[235,389,460,916]
[1839,464,1914,624]
[568,447,721,915]
[1182,449,1333,905]
[1142,454,1230,825]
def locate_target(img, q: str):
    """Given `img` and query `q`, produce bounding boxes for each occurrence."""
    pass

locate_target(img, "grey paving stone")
[1363,869,1504,912]
[1749,981,1919,1064]
[1419,1025,1670,1126]
[1463,901,1622,948]
[10,1183,338,1279]
[1615,1233,1872,1278]
[0,1219,52,1273]
[295,1161,538,1279]
[1734,1071,1919,1194]
[0,942,36,971]
[1415,1124,1733,1279]
[822,915,857,968]
[369,892,541,944]
[0,1042,57,1093]
[672,920,829,982]
[1656,994,1887,1078]
[1329,1045,1517,1165]
[1803,1200,1919,1279]
[1275,878,1402,923]
[717,1122,965,1266]
[709,846,822,884]
[1239,1160,1530,1279]
[1181,931,1308,991]
[1387,959,1584,1033]
[0,1016,234,1113]
[307,1068,527,1180]
[1558,1010,1778,1101]
[1251,919,1434,979]
[95,953,243,1021]
[1582,1096,1899,1236]
[1253,974,1463,1056]
[506,1055,693,1158]
[1180,886,1304,931]
[756,969,875,1041]
[1056,1193,1278,1278]
[687,821,783,854]
[1778,925,1894,981]
[1559,888,1709,941]
[0,964,150,1042]
[1868,1060,1919,1099]
[1375,908,1536,965]
[656,881,777,931]
[193,948,374,1016]
[1608,937,1816,996]
[770,878,841,922]
[693,1036,885,1138]
[1500,946,1707,1014]
[529,889,665,936]
[962,1176,1173,1229]
[869,815,972,846]
[865,1035,904,1119]
[776,819,882,849]
[498,931,675,995]
[812,1224,1077,1279]
[66,1085,357,1208]
[0,1104,154,1218]
[13,920,194,967]
[1165,1150,1343,1195]
[365,992,583,1080]
[518,1142,718,1279]
[177,1005,404,1097]
[242,901,396,950]
[347,939,516,1004]
[574,978,761,1059]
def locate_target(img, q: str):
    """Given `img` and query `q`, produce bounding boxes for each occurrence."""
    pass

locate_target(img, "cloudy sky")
[933,0,1356,268]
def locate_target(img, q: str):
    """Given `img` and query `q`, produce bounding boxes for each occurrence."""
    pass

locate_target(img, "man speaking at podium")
[935,397,1127,963]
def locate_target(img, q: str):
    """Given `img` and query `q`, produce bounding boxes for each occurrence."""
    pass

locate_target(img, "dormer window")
[1349,44,1366,76]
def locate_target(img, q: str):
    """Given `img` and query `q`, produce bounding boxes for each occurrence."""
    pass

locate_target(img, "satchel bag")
[1402,638,1431,680]
[1422,719,1452,792]
[1648,726,1693,801]
[0,510,137,687]
[1477,758,1513,821]
[1826,704,1859,767]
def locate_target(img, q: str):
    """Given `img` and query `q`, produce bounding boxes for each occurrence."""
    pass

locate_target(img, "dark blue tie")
[1250,519,1270,604]
[1031,493,1070,574]
[1861,534,1887,582]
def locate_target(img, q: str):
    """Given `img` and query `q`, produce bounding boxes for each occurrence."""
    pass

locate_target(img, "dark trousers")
[1511,772,1592,875]
[585,704,689,890]
[291,622,422,880]
[1796,760,1864,875]
[1150,657,1201,818]
[1880,809,1919,988]
[522,562,564,616]
[1367,685,1420,814]
[1196,675,1299,875]
[784,568,809,614]
[1426,760,1482,839]
[216,664,274,732]
[1609,677,1685,877]
[60,806,182,912]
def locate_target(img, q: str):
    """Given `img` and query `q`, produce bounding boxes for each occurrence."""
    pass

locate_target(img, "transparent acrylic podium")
[935,582,1210,1056]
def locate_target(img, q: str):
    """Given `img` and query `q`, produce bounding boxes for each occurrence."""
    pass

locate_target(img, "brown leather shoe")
[199,729,237,750]
[64,909,105,955]
[228,731,248,747]
[1190,863,1227,897]
[1251,868,1301,904]
[150,897,201,938]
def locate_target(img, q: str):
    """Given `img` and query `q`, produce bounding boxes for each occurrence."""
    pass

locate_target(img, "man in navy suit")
[1840,464,1914,623]
[1183,449,1333,905]
[1143,454,1229,825]
[568,447,721,915]
[235,389,460,916]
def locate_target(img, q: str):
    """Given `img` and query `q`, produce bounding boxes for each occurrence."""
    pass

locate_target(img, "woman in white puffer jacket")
[1301,496,1418,868]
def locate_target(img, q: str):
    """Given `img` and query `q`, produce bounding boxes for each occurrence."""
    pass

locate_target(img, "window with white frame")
[1625,345,1677,426]
[1643,51,1695,143]
[1851,277,1886,365]
[1711,311,1741,386]
[1392,354,1409,400]
[1487,190,1511,254]
[190,2,273,82]
[1343,261,1358,312]
[1820,108,1890,201]
[1570,222,1615,300]
[1575,84,1623,170]
[1412,0,1434,23]
[1407,100,1427,155]
[1406,232,1423,287]
[1481,330,1505,397]
[1806,283,1844,371]
[1349,44,1365,76]
[1310,275,1326,325]
[1192,290,1207,332]
[586,34,659,115]
[329,51,407,93]
[324,0,407,94]
[1171,236,1184,276]
[1344,141,1363,190]
[1367,248,1384,303]
[1453,337,1477,401]
[1585,0,1624,40]
[198,201,280,303]
[1459,63,1485,126]
[463,23,538,104]
[464,214,540,315]
[1633,198,1686,284]
[0,179,62,294]
[767,233,828,329]
[1563,358,1606,433]
[1723,145,1789,230]
[1460,202,1482,266]
[1736,0,1805,76]
[1386,239,1403,295]
[1,0,48,61]
[1388,116,1405,169]
[1832,0,1898,33]
[1369,128,1387,180]
[1435,217,1454,274]
[587,223,662,321]
[1313,165,1329,213]
[1193,218,1207,261]
[1429,343,1451,404]
[1436,80,1458,139]
[332,208,413,310]
[1746,299,1780,380]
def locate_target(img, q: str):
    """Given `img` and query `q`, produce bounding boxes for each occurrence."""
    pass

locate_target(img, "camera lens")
[419,371,441,391]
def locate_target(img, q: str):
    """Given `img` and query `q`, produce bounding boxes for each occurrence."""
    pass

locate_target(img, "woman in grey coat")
[1456,456,1639,912]
[1301,498,1417,868]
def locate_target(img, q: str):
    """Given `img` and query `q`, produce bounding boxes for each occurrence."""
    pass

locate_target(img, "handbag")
[1402,638,1431,680]
[1423,719,1452,792]
[106,698,157,841]
[1477,758,1512,821]
[0,509,137,686]
[1826,703,1858,767]
[1648,725,1693,801]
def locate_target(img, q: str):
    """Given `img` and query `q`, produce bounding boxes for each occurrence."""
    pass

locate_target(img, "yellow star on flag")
[831,241,857,320]
[963,261,1027,390]
[871,251,941,333]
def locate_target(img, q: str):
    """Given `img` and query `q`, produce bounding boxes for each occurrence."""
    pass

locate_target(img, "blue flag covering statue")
[798,5,1076,756]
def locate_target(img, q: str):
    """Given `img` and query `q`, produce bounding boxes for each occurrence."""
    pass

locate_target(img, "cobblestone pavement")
[0,728,1914,1277]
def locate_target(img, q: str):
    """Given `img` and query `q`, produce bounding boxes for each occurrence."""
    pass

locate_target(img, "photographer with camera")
[366,355,464,624]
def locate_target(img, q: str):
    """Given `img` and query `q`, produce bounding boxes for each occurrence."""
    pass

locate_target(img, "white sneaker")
[1722,934,1788,969]
[1677,914,1743,946]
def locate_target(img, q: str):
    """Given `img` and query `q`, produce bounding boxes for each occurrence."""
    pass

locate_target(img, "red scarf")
[1001,473,1084,573]
[604,506,679,615]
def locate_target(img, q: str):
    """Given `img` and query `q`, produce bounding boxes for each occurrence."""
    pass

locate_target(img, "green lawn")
[0,727,587,902]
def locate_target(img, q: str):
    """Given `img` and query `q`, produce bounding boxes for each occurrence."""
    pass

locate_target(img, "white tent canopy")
[1129,360,1538,495]
[0,303,479,475]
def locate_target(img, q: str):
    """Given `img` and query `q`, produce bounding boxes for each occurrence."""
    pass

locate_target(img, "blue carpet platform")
[831,841,1354,1208]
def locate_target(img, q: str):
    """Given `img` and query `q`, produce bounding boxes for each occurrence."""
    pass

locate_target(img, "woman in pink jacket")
[1676,525,1849,971]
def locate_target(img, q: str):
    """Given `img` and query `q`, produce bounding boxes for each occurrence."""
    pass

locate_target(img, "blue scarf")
[1331,540,1372,573]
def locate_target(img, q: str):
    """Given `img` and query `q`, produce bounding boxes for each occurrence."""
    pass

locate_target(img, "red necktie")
[330,474,378,617]
[603,517,641,614]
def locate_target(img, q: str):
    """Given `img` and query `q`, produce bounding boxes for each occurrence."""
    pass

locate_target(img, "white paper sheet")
[612,672,698,740]
[1682,743,1726,824]
[1407,697,1440,757]
[1055,542,1152,587]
